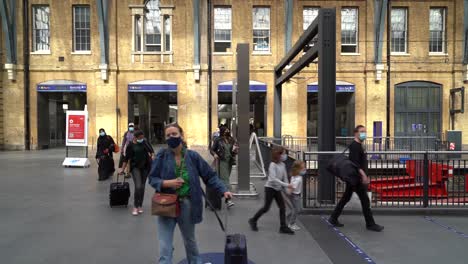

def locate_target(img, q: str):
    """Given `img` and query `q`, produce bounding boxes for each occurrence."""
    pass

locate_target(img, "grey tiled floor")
[2,148,468,264]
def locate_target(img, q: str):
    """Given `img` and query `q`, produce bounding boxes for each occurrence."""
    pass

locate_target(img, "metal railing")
[281,136,444,153]
[302,151,468,208]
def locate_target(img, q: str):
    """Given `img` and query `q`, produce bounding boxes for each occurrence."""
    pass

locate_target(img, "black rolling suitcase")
[109,173,130,207]
[225,233,248,264]
[203,190,248,264]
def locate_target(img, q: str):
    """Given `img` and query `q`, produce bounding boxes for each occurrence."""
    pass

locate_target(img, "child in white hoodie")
[286,160,305,231]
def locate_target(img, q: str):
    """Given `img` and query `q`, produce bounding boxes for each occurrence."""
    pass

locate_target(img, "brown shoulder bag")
[151,192,180,217]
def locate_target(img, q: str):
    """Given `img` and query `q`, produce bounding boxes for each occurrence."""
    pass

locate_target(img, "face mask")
[359,132,367,141]
[129,127,134,132]
[167,136,182,149]
[136,138,144,143]
[99,132,105,137]
[280,153,288,162]
[299,170,307,176]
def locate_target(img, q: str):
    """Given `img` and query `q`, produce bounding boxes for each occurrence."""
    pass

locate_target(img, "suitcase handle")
[116,172,127,183]
[201,189,226,233]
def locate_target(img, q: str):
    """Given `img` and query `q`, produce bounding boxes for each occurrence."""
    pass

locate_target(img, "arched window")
[133,0,172,54]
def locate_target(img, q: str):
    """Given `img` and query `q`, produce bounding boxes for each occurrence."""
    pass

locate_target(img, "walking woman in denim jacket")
[149,123,233,264]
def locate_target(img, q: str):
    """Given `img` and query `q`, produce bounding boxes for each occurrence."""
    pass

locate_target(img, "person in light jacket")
[248,146,295,235]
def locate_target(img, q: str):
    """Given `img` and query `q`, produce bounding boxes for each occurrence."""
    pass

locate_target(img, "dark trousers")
[97,155,115,181]
[330,183,376,226]
[252,187,287,228]
[131,167,148,207]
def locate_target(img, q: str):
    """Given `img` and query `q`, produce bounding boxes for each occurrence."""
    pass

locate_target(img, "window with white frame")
[73,5,91,52]
[303,7,319,31]
[32,5,50,52]
[391,8,408,53]
[164,15,171,52]
[429,8,446,53]
[134,0,172,53]
[214,7,232,53]
[252,7,270,52]
[145,0,162,52]
[341,7,358,53]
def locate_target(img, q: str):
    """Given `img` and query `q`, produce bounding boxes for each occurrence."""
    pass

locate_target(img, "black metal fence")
[281,136,444,153]
[302,151,468,208]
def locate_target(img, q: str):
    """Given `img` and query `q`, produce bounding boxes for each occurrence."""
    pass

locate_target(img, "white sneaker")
[289,224,301,231]
[132,208,138,216]
[227,200,235,208]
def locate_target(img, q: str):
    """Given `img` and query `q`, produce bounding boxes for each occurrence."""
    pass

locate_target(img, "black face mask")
[167,136,182,149]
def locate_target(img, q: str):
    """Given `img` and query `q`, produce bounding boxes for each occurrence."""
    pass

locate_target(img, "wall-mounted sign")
[307,84,355,93]
[37,84,87,92]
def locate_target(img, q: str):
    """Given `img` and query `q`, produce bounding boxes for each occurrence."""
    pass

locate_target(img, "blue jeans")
[157,198,202,264]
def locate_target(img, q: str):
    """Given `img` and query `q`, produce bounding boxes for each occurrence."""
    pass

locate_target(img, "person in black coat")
[328,125,384,232]
[95,128,116,181]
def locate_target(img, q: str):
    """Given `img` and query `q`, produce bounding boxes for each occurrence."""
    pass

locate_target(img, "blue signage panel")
[307,84,355,93]
[128,84,177,92]
[218,84,267,92]
[37,84,87,92]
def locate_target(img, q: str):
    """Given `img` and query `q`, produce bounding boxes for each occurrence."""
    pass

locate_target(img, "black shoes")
[367,224,384,232]
[328,218,344,227]
[248,219,258,232]
[279,226,295,235]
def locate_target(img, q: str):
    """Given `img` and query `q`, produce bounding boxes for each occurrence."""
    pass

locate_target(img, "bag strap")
[201,189,226,233]
[342,144,350,154]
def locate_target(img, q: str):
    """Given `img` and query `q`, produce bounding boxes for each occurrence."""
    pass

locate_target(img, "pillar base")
[193,64,201,81]
[99,64,108,80]
[375,63,384,81]
[230,182,259,198]
[5,63,16,80]
[464,65,468,82]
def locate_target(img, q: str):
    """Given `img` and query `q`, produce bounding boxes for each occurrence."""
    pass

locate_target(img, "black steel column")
[317,9,336,202]
[274,72,282,141]
[236,44,250,191]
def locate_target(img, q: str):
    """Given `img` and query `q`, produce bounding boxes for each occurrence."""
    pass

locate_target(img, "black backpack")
[327,147,360,186]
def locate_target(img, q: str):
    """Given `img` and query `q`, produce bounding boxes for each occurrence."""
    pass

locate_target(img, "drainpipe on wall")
[23,0,31,150]
[207,0,212,147]
[385,0,391,148]
[193,0,200,81]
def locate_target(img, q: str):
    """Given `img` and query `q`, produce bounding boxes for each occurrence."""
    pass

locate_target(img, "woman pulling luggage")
[120,130,154,216]
[149,123,232,264]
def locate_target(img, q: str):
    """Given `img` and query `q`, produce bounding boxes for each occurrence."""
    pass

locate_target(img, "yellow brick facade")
[1,0,467,150]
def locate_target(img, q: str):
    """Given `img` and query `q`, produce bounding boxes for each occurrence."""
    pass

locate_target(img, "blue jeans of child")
[157,198,202,264]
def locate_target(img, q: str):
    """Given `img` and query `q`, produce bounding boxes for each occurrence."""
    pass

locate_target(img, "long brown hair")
[164,123,187,146]
[271,146,285,163]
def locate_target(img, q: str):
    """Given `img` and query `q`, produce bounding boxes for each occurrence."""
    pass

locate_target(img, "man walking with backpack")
[328,125,384,232]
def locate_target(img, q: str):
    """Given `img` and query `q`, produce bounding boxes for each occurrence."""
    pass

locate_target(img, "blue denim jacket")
[148,148,227,224]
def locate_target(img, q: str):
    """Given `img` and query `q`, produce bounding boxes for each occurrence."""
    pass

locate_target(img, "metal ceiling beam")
[275,45,318,86]
[275,18,318,73]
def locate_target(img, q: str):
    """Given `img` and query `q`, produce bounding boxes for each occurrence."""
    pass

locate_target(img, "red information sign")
[66,111,88,146]
[68,115,85,140]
